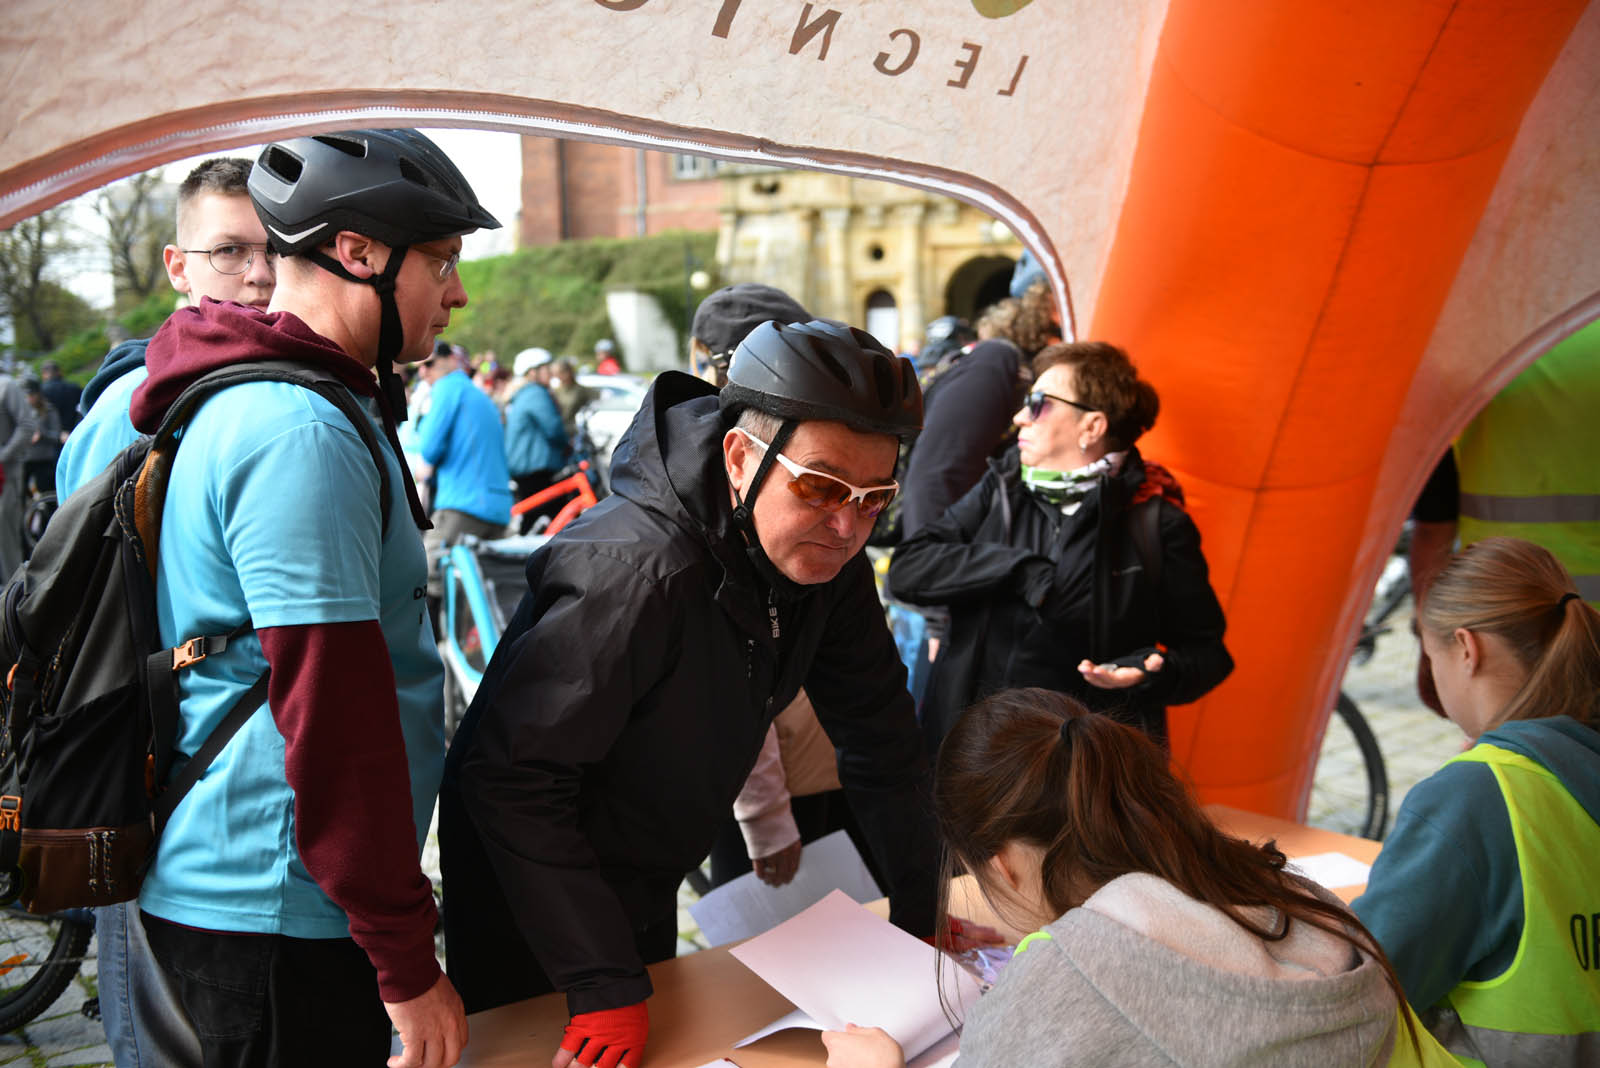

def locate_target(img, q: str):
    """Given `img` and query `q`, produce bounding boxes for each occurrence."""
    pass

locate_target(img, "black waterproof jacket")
[888,446,1232,750]
[440,371,939,1015]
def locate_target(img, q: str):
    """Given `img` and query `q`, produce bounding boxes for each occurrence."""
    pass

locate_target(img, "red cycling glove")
[560,1001,649,1068]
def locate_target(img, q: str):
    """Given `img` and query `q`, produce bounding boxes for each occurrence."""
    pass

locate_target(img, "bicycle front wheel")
[0,906,92,1032]
[1308,693,1390,841]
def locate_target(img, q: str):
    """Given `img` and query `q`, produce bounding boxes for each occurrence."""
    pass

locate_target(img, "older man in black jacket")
[440,320,940,1068]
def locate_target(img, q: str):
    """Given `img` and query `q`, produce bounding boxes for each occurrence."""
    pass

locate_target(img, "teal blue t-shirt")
[133,381,445,938]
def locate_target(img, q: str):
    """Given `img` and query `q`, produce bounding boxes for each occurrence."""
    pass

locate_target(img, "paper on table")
[729,890,980,1061]
[689,829,882,947]
[1287,851,1373,890]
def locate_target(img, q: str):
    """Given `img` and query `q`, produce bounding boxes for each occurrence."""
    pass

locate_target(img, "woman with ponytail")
[822,688,1450,1067]
[1353,537,1600,1067]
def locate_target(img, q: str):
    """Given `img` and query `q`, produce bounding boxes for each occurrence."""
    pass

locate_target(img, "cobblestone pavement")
[3,595,1466,1064]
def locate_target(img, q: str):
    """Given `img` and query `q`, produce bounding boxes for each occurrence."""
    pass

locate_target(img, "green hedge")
[449,230,719,366]
[43,289,179,382]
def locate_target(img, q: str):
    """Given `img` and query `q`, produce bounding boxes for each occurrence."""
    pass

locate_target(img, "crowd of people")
[11,126,1595,1068]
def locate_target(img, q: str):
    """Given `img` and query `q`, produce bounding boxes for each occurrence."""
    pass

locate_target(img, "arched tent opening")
[4,0,1596,821]
[943,254,1016,322]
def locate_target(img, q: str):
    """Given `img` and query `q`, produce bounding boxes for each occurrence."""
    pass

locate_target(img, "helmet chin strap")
[306,246,411,422]
[306,245,433,532]
[730,417,810,602]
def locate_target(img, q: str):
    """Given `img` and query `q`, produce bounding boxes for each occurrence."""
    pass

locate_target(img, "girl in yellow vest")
[1354,536,1600,1067]
[821,687,1450,1068]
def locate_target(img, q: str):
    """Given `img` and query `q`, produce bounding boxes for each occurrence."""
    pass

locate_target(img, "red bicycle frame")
[510,461,599,535]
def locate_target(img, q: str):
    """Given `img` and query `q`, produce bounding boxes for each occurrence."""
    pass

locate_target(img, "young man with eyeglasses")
[54,155,278,1068]
[57,157,277,495]
[96,129,496,1068]
[440,318,953,1068]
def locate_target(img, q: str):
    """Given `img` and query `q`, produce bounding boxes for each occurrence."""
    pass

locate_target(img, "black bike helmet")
[720,319,923,442]
[247,129,499,437]
[249,129,499,255]
[917,314,976,372]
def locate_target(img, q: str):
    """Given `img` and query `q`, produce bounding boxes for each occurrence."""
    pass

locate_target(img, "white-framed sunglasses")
[735,427,899,518]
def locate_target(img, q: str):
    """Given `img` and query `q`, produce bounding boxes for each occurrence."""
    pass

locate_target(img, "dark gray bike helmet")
[249,128,499,255]
[720,319,922,442]
[247,129,499,430]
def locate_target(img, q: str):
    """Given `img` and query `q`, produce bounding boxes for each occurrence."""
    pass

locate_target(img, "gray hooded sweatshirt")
[955,872,1402,1067]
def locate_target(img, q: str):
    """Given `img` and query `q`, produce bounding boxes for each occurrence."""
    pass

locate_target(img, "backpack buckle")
[172,638,209,671]
[0,797,19,833]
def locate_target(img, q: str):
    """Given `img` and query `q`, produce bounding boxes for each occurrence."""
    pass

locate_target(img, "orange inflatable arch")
[3,0,1596,819]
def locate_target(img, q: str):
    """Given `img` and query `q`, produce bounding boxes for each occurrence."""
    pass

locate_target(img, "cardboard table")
[457,805,1382,1066]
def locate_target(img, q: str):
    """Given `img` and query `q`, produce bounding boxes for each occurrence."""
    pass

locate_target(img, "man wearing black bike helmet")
[442,320,956,1068]
[122,128,498,1068]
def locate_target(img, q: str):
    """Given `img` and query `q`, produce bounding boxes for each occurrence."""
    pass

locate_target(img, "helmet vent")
[260,145,303,183]
[872,356,896,407]
[313,134,368,159]
[397,156,432,189]
[807,338,852,388]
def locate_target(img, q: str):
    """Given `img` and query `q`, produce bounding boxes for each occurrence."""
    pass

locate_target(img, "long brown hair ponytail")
[1419,536,1600,729]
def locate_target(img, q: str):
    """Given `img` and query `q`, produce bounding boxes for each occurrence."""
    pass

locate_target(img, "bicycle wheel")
[0,906,92,1032]
[1308,693,1390,841]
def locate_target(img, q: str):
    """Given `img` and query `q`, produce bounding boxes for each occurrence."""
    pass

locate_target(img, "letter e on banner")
[948,41,981,88]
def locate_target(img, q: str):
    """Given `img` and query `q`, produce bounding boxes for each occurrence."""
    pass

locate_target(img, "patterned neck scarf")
[1021,452,1124,515]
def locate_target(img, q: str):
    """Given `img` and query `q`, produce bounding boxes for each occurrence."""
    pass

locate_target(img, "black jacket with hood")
[441,371,939,1015]
[888,446,1232,750]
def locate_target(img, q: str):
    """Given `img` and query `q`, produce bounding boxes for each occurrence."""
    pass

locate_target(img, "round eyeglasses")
[180,242,276,276]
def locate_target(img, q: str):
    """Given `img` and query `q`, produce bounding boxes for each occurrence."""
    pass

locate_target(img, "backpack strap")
[1128,496,1163,590]
[148,362,396,537]
[134,362,401,796]
[150,669,270,838]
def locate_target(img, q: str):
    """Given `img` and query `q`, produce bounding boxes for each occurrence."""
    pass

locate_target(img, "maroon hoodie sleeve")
[258,621,440,1003]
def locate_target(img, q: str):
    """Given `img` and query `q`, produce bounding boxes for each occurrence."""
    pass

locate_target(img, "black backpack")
[0,361,393,914]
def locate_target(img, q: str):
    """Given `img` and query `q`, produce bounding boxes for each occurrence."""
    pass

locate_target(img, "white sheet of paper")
[1287,851,1373,889]
[729,890,980,1061]
[688,829,882,947]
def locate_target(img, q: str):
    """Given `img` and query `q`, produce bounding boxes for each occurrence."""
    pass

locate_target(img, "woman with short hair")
[888,341,1232,752]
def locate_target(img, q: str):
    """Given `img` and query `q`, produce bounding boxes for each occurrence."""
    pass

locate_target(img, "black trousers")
[141,913,393,1068]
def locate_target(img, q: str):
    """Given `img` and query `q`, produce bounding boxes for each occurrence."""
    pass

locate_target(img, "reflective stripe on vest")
[1456,321,1600,606]
[1434,745,1600,1065]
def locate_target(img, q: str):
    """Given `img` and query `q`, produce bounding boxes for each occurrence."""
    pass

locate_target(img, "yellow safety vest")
[1455,321,1600,606]
[1388,1005,1464,1066]
[1421,745,1600,1066]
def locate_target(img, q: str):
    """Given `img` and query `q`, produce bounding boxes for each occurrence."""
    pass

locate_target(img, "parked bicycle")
[0,903,92,1032]
[1309,534,1414,841]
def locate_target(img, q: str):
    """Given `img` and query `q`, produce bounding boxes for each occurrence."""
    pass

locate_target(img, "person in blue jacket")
[417,345,512,590]
[503,346,570,532]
